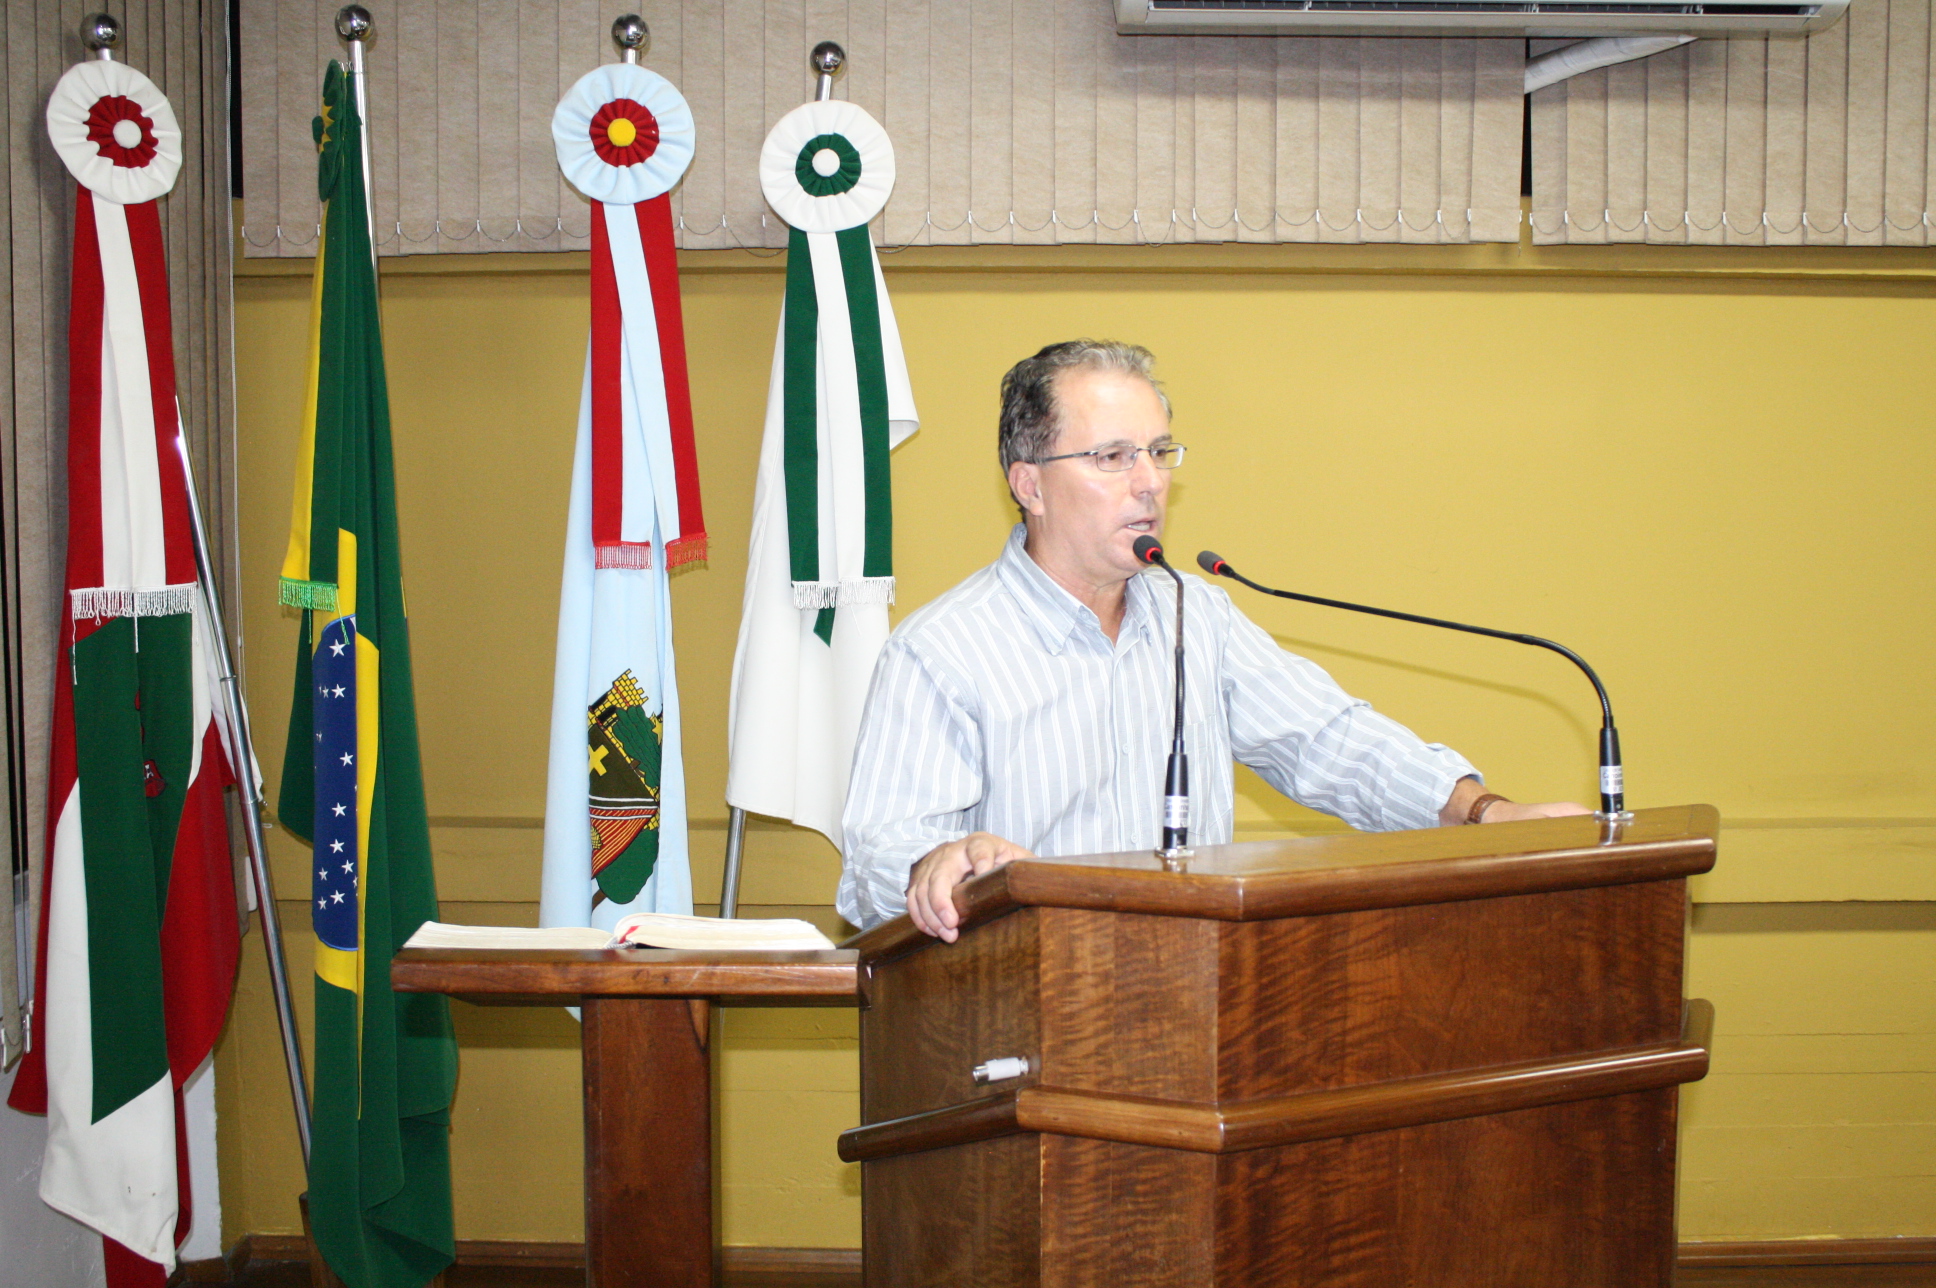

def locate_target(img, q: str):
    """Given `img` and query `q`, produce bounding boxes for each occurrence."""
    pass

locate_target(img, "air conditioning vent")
[1120,0,1847,37]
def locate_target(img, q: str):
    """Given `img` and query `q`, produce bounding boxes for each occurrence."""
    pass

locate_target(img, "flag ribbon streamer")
[588,194,705,570]
[782,225,895,615]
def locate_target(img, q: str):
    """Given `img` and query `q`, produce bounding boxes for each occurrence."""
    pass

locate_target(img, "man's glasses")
[1033,442,1187,472]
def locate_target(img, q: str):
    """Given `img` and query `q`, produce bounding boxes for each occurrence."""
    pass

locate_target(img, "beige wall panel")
[1683,910,1935,1238]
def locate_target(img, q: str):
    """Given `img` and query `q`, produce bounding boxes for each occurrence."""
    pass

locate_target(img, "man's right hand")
[905,832,1035,943]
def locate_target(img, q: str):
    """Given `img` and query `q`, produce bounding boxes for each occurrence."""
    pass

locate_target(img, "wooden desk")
[392,947,859,1288]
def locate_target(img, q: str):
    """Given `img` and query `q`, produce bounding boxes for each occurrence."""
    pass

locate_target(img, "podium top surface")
[850,804,1717,961]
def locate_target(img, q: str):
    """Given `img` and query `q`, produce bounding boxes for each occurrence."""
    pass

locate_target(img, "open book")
[404,913,836,953]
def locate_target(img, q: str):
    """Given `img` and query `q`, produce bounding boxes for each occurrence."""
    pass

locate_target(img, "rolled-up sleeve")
[837,639,985,928]
[1218,596,1478,833]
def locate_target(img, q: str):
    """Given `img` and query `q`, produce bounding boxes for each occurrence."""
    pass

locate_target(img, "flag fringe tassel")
[594,542,655,571]
[790,577,895,610]
[70,583,197,620]
[664,535,708,569]
[278,578,339,613]
[594,535,710,572]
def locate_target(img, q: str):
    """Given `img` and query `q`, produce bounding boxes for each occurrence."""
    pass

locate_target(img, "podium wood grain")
[392,948,859,1288]
[841,806,1718,1288]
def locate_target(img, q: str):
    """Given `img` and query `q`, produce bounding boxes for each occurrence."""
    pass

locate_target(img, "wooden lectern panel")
[845,808,1717,1288]
[1214,1089,1678,1286]
[1217,878,1687,1097]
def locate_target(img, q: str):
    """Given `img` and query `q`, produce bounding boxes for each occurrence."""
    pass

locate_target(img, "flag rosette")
[46,59,182,204]
[758,99,895,234]
[552,62,695,205]
[539,61,701,934]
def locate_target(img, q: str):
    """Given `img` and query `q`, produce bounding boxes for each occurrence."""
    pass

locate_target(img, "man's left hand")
[1440,775,1591,826]
[1479,800,1592,823]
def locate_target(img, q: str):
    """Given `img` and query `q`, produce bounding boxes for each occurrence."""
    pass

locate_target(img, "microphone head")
[1132,534,1165,565]
[1196,550,1229,577]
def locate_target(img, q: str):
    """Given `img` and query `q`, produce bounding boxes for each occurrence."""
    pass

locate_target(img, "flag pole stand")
[719,807,746,918]
[174,434,311,1165]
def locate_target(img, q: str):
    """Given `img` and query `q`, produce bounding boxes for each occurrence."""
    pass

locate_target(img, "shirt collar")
[996,524,1163,655]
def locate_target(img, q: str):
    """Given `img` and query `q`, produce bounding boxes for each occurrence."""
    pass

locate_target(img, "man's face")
[1011,369,1174,584]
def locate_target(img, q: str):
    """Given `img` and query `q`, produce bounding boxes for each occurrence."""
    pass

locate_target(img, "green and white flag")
[726,100,917,843]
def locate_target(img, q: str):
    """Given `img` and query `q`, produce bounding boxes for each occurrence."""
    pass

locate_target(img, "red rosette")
[83,95,160,170]
[590,99,661,169]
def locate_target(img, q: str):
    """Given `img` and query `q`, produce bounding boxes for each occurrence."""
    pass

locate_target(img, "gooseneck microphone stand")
[1198,552,1631,820]
[1133,537,1192,857]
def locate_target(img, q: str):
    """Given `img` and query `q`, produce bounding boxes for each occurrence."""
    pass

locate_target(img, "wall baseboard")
[1679,1239,1936,1267]
[217,1236,1936,1279]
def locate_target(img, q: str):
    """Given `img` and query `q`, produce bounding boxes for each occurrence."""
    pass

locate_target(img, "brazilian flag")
[276,61,456,1288]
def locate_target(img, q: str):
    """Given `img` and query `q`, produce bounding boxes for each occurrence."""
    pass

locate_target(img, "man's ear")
[1008,460,1046,517]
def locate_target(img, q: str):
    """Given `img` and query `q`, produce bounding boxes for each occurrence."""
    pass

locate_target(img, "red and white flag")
[6,56,242,1288]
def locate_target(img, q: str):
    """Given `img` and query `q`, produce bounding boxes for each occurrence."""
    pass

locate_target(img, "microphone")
[1133,535,1191,855]
[1197,550,1630,820]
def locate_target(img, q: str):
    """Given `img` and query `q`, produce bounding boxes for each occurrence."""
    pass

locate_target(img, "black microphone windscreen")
[1196,550,1227,576]
[1132,535,1164,565]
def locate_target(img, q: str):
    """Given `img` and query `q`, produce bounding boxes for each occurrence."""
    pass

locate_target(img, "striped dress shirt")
[836,525,1479,929]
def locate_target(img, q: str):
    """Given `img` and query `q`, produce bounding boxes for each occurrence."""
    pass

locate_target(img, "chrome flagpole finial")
[335,5,372,42]
[811,41,845,100]
[612,14,648,64]
[81,13,120,60]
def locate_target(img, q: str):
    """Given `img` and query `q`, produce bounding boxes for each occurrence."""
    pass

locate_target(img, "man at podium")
[837,340,1587,940]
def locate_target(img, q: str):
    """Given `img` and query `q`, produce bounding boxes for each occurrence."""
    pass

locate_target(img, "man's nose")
[1127,448,1165,492]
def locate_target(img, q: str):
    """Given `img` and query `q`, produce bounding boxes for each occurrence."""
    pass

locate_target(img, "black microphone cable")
[1198,550,1629,820]
[1133,535,1192,854]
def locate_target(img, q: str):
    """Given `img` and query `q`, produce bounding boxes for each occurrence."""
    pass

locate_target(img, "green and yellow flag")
[276,61,456,1288]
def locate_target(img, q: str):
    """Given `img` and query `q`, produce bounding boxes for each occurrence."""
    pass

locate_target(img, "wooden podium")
[837,805,1717,1288]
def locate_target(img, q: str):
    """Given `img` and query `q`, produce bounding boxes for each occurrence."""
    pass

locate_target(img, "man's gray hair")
[997,339,1171,477]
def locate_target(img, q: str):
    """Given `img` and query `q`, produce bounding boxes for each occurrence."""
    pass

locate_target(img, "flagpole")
[336,6,377,262]
[173,433,312,1165]
[718,40,847,922]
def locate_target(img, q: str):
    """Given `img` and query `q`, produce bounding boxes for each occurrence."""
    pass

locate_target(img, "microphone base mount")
[1155,847,1194,872]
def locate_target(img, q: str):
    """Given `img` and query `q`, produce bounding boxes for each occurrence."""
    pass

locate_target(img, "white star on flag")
[331,890,345,904]
[331,685,346,698]
[341,861,353,874]
[332,803,347,817]
[329,640,346,656]
[330,840,344,853]
[318,869,328,881]
[340,753,353,766]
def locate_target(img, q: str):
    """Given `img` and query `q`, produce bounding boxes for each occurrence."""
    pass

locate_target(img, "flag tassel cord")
[176,429,312,1165]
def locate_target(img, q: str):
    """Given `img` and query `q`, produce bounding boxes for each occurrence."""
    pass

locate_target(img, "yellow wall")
[218,238,1936,1249]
